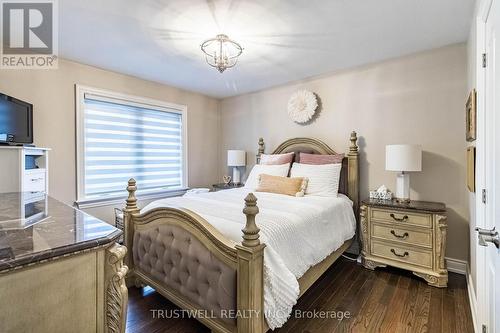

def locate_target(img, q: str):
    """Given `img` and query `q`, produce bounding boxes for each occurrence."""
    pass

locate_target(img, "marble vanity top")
[0,192,122,271]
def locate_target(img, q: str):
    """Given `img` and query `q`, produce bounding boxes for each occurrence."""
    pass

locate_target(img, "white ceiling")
[60,0,475,98]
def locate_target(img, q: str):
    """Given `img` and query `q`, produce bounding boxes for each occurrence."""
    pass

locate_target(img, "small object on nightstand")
[212,182,244,192]
[223,175,232,185]
[360,198,448,287]
[369,185,393,200]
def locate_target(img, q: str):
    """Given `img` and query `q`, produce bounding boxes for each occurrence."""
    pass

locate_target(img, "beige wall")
[0,59,220,222]
[0,45,470,261]
[219,43,469,261]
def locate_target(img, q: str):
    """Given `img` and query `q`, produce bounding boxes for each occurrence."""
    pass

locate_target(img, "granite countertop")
[362,198,446,213]
[0,192,122,272]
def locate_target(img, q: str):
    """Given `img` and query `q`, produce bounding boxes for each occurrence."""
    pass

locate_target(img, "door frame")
[472,0,492,332]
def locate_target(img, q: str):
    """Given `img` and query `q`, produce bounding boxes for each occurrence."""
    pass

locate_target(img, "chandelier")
[200,34,243,73]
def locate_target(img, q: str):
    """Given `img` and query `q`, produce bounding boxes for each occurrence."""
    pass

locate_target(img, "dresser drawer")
[372,223,433,248]
[371,208,432,228]
[23,170,46,192]
[371,241,433,269]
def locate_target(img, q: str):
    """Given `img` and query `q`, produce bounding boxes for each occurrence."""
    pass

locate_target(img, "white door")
[477,0,500,332]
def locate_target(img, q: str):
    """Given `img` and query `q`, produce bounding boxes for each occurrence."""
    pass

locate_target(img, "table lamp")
[386,144,422,203]
[227,150,246,184]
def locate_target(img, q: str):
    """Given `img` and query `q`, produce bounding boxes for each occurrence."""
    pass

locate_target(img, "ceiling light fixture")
[200,34,243,73]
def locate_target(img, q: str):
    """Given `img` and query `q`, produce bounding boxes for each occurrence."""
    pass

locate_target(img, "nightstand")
[360,198,448,287]
[212,183,244,192]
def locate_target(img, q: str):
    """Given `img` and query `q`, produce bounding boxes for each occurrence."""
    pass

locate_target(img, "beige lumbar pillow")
[256,174,308,197]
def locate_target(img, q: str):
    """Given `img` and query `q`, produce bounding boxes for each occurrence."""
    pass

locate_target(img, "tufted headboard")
[256,132,360,216]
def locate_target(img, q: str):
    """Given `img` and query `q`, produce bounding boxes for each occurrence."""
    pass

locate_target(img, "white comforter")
[142,188,356,329]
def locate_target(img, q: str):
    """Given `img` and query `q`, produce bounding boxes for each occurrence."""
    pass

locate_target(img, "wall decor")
[466,89,477,142]
[287,90,318,123]
[467,146,475,192]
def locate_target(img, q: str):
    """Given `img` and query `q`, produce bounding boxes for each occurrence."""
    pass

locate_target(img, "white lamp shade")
[386,144,422,172]
[227,150,246,167]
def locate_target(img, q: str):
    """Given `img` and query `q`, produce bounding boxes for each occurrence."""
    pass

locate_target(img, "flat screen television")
[0,92,33,144]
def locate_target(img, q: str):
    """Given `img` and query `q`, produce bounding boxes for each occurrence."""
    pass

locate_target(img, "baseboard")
[466,271,478,333]
[445,257,467,275]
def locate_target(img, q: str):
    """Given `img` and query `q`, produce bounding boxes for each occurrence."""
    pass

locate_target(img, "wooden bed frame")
[122,132,359,333]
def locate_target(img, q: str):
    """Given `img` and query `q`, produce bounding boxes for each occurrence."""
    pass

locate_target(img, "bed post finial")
[237,193,265,332]
[347,131,360,221]
[125,178,139,213]
[349,131,358,153]
[242,193,261,247]
[123,178,140,286]
[256,138,265,164]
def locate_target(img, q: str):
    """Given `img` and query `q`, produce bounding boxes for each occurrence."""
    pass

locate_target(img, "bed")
[122,132,360,333]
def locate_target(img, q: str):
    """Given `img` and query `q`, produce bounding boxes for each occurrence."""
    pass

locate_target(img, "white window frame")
[75,84,188,208]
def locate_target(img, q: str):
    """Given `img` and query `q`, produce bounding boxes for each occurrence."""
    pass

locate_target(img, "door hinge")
[483,53,487,68]
[482,324,487,333]
[483,189,487,204]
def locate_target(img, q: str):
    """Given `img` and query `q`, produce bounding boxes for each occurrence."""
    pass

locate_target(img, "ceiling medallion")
[200,34,243,73]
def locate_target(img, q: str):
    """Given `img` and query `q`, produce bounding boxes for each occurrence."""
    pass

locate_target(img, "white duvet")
[142,188,356,329]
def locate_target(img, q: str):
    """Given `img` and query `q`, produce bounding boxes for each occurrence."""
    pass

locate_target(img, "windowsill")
[75,187,189,209]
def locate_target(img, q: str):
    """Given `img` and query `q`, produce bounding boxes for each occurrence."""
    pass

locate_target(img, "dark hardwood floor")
[126,257,474,333]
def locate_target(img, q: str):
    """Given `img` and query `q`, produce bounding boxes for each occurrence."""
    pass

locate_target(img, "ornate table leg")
[105,243,128,333]
[413,272,448,288]
[361,258,387,270]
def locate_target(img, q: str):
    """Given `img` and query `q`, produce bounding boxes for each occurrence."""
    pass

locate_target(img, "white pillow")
[290,163,342,197]
[244,163,290,189]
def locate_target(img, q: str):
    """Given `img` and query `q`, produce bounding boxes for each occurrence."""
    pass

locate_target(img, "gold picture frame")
[467,146,475,192]
[466,89,477,142]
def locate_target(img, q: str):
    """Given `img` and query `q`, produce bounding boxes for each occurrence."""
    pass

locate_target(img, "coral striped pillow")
[260,152,295,165]
[299,152,344,164]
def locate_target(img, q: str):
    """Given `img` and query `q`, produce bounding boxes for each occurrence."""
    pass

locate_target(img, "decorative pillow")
[244,163,290,189]
[260,152,295,165]
[256,174,308,197]
[290,163,342,197]
[299,152,345,164]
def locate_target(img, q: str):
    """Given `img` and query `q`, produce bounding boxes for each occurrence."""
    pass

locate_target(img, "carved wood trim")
[271,137,338,155]
[360,205,369,257]
[105,243,128,333]
[435,214,448,273]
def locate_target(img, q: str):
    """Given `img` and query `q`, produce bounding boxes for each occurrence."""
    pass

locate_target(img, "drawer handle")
[390,230,409,239]
[390,213,408,222]
[390,249,409,258]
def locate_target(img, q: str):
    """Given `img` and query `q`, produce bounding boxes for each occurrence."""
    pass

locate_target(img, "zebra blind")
[82,94,184,199]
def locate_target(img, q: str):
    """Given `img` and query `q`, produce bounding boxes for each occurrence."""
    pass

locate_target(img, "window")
[76,85,187,206]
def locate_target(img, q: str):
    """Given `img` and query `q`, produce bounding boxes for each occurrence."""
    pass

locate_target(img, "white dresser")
[0,146,50,194]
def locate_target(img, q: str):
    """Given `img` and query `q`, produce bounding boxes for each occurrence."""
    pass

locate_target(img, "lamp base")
[395,197,411,204]
[232,167,241,185]
[395,172,410,202]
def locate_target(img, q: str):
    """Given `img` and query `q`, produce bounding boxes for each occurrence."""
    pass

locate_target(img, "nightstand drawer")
[371,208,432,228]
[371,241,433,268]
[372,223,432,248]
